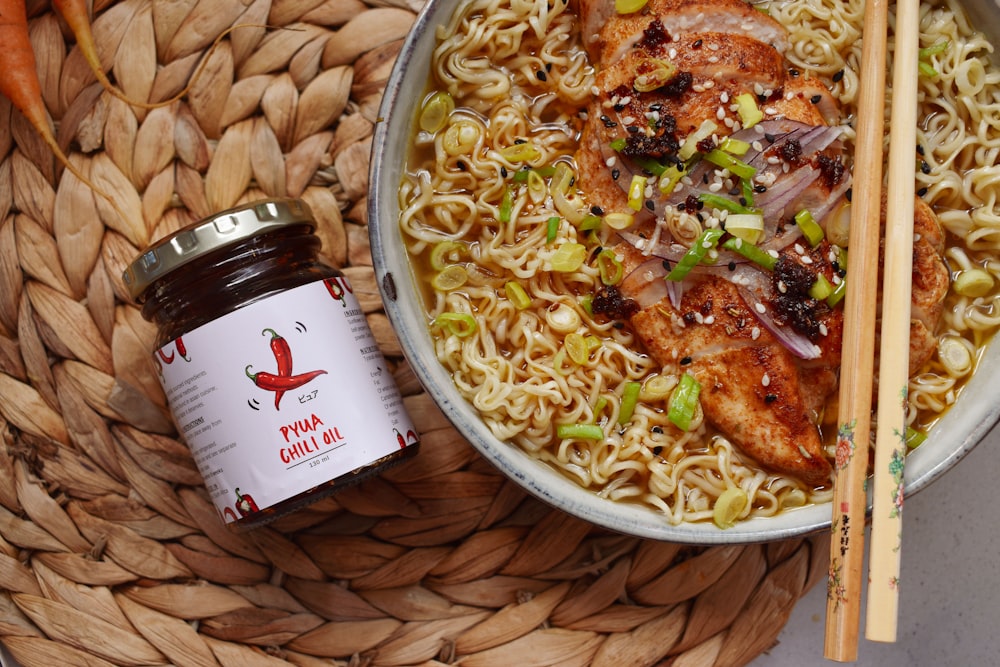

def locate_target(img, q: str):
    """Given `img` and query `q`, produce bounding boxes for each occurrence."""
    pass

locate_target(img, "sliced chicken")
[574,0,949,485]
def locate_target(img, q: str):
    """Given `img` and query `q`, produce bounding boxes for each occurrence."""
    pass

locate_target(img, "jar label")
[154,276,418,524]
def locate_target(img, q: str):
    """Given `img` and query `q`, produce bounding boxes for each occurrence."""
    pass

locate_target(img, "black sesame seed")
[536,70,548,81]
[645,200,655,211]
[652,428,663,435]
[514,138,526,144]
[500,166,508,178]
[810,94,822,104]
[845,187,853,202]
[611,168,621,180]
[917,144,926,155]
[754,184,767,193]
[764,393,778,404]
[728,261,737,271]
[680,356,692,365]
[591,205,605,216]
[456,161,467,171]
[613,321,625,329]
[764,132,777,143]
[917,186,928,197]
[921,161,931,174]
[833,69,845,83]
[789,67,801,77]
[627,125,640,133]
[652,444,663,453]
[546,63,553,71]
[692,39,703,48]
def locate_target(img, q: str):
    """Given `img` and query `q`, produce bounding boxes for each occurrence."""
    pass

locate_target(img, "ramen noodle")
[398,0,1000,525]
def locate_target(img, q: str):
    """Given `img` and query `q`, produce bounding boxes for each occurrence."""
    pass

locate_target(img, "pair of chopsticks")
[824,0,922,660]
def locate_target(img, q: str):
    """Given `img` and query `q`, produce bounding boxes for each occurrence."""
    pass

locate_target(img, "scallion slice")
[556,423,605,440]
[597,249,624,285]
[794,209,825,246]
[666,228,725,281]
[721,237,777,271]
[618,381,642,425]
[627,174,646,211]
[698,192,757,215]
[546,216,560,243]
[433,312,477,337]
[668,373,701,431]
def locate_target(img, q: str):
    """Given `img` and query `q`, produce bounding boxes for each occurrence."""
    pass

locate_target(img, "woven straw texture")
[0,1,831,665]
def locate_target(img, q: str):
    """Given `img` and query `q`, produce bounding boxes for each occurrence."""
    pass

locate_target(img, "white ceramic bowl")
[368,0,1000,543]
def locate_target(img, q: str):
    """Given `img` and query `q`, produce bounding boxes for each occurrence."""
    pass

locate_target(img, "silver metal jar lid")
[122,198,315,302]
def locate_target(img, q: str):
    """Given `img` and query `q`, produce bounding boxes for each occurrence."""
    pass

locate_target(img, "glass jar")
[123,198,419,529]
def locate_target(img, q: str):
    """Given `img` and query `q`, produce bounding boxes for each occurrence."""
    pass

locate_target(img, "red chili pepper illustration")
[246,365,327,409]
[234,487,259,516]
[406,429,419,445]
[223,507,238,522]
[263,328,292,376]
[324,277,349,306]
[175,336,190,361]
[157,348,175,364]
[394,428,406,449]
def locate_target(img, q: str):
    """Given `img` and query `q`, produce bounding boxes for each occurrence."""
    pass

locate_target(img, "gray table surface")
[750,420,1000,666]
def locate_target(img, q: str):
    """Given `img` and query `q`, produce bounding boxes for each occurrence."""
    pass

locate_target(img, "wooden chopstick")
[824,0,890,660]
[867,0,921,642]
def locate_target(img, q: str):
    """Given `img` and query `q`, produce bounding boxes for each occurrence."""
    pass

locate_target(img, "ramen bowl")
[368,0,1000,543]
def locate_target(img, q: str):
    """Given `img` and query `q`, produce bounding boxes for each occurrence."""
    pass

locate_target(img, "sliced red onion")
[620,258,672,309]
[736,283,822,360]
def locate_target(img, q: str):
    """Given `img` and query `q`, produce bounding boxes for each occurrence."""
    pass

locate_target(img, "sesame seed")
[703,80,715,89]
[694,312,704,324]
[704,315,715,324]
[820,323,829,336]
[777,280,787,293]
[720,92,730,103]
[762,373,771,387]
[716,107,726,120]
[751,326,761,340]
[605,156,617,167]
[755,303,766,314]
[801,256,813,264]
[619,95,632,106]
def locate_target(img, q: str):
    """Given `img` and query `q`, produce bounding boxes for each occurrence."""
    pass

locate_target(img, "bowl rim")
[368,0,1000,544]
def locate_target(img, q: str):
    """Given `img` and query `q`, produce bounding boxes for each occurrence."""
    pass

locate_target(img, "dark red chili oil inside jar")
[123,198,419,529]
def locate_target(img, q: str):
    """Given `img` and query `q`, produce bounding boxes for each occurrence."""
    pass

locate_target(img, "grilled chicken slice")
[576,0,948,485]
[578,0,790,64]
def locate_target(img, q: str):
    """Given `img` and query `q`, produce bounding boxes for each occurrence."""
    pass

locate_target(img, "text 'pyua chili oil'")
[123,198,419,530]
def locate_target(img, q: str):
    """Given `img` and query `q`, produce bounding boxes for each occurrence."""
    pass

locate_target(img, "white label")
[155,276,417,524]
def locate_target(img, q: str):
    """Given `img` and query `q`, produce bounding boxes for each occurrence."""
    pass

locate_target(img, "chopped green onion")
[564,333,590,365]
[432,264,468,291]
[704,149,756,180]
[550,162,575,195]
[430,241,465,271]
[919,40,950,58]
[735,93,764,128]
[826,277,847,307]
[953,268,994,297]
[634,156,669,177]
[633,56,677,92]
[499,186,513,223]
[627,174,646,211]
[551,242,588,272]
[499,142,541,163]
[556,423,605,440]
[698,192,757,215]
[724,213,765,245]
[721,237,777,271]
[580,294,594,316]
[604,212,635,230]
[527,170,547,203]
[905,426,927,449]
[713,487,749,529]
[597,249,624,285]
[794,209,825,246]
[741,177,756,208]
[679,119,719,160]
[640,374,676,401]
[808,273,834,300]
[616,0,648,12]
[667,228,725,281]
[609,137,627,152]
[719,136,751,156]
[918,62,939,78]
[658,163,686,195]
[668,373,701,431]
[505,281,531,310]
[434,312,476,337]
[546,216,560,243]
[579,214,602,231]
[513,165,556,182]
[419,91,454,133]
[618,381,642,425]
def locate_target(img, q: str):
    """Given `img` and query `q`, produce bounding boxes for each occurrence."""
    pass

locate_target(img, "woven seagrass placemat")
[0,1,830,665]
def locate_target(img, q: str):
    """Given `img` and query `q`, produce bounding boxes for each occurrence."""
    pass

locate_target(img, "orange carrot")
[0,0,128,222]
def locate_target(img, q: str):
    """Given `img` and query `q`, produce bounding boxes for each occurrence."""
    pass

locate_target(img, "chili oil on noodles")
[396,0,1000,527]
